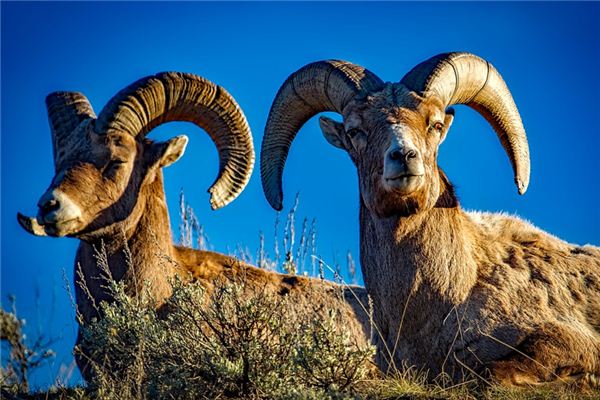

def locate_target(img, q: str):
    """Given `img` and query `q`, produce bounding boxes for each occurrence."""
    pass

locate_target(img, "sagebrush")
[77,275,374,400]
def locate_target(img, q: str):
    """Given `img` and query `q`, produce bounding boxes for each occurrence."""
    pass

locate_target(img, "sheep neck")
[359,173,478,340]
[74,172,177,322]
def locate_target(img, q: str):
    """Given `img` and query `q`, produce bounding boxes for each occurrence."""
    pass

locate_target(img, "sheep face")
[319,84,454,217]
[30,121,187,239]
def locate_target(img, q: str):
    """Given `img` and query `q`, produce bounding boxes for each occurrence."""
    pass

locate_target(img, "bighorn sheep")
[17,72,371,380]
[261,53,600,386]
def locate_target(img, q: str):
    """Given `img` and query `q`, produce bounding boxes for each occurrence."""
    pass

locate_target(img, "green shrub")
[79,276,374,399]
[5,195,597,399]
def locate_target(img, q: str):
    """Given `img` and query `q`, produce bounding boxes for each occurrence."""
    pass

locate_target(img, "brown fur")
[320,83,600,386]
[29,123,371,381]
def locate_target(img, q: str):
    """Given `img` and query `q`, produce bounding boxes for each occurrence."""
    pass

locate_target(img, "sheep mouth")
[17,213,82,237]
[43,219,82,237]
[385,174,423,182]
[383,174,424,192]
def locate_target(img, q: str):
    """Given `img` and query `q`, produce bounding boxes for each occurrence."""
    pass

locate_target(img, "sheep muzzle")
[18,188,84,238]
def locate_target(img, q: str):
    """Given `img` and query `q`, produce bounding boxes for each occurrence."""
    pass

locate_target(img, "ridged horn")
[95,72,254,210]
[46,92,96,170]
[261,61,384,210]
[400,52,530,194]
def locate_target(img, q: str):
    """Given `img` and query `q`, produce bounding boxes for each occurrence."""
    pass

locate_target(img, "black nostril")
[405,150,417,160]
[389,149,402,161]
[40,199,60,214]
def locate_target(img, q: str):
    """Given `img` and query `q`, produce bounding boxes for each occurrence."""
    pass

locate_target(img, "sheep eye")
[105,159,125,174]
[109,159,125,168]
[432,122,444,132]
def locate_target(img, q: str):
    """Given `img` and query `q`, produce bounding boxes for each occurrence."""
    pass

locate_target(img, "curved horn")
[17,213,48,237]
[95,72,254,210]
[400,52,530,194]
[261,61,384,210]
[46,92,96,169]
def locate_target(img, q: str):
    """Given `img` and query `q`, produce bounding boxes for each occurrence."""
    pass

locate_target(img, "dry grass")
[75,274,374,400]
[1,298,56,395]
[2,195,598,399]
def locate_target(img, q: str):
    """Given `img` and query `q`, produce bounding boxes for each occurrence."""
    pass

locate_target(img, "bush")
[1,300,55,395]
[79,276,374,400]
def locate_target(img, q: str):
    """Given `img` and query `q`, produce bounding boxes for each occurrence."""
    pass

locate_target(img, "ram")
[261,52,600,387]
[17,72,370,380]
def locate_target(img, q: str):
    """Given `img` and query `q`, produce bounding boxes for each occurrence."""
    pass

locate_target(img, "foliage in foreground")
[2,196,598,399]
[3,282,598,400]
[76,277,374,400]
[1,300,55,395]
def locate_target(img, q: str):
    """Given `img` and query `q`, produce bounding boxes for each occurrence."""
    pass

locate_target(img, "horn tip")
[208,187,235,211]
[208,195,225,211]
[269,196,283,212]
[16,212,28,226]
[516,178,528,195]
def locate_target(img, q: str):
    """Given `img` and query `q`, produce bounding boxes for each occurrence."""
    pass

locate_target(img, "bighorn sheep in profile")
[261,53,600,386]
[17,72,371,380]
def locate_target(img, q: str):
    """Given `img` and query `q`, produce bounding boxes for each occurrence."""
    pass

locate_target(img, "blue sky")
[2,1,599,389]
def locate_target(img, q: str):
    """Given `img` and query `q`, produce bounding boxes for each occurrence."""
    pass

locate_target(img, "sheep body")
[18,73,372,382]
[71,171,370,380]
[260,53,600,386]
[361,192,600,383]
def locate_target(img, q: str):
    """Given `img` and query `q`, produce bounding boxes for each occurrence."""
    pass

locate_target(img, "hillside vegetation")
[2,197,598,399]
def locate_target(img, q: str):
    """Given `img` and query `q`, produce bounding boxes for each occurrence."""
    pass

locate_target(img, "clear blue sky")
[2,2,599,389]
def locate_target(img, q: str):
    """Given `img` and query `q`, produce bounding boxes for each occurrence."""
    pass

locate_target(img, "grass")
[2,287,599,399]
[79,275,375,399]
[1,297,56,395]
[2,195,599,399]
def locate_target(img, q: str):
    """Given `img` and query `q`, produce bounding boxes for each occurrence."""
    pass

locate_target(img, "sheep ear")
[319,116,346,150]
[149,135,189,168]
[440,108,455,144]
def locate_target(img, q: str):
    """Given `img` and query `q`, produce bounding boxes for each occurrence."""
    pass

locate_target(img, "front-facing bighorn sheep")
[261,53,600,386]
[17,72,371,381]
